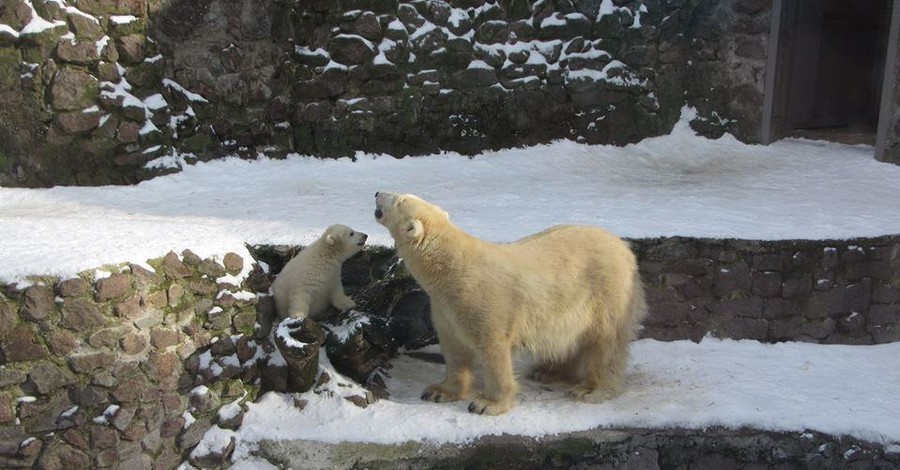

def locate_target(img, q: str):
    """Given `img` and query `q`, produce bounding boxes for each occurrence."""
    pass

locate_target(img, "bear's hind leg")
[568,334,628,403]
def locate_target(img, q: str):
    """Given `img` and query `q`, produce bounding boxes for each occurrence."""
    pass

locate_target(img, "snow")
[191,426,237,460]
[162,78,209,103]
[1,104,900,455]
[110,15,138,25]
[2,109,900,283]
[233,338,900,454]
[19,0,65,35]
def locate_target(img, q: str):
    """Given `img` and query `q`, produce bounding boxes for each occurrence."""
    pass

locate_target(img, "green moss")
[0,47,21,91]
[181,133,213,154]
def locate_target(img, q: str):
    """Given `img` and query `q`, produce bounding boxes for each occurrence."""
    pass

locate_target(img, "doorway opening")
[767,0,893,146]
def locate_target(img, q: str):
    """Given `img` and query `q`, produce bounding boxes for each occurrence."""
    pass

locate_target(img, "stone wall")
[0,0,776,187]
[0,250,273,469]
[1,235,897,468]
[633,236,900,344]
[681,0,770,141]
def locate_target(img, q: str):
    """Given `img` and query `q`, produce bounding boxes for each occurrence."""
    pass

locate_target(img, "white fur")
[271,224,367,321]
[374,192,647,415]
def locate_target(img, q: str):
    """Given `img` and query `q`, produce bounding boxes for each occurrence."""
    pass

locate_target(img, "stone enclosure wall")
[1,235,898,468]
[0,0,772,187]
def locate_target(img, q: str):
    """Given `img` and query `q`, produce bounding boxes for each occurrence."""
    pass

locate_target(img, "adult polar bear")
[374,192,647,416]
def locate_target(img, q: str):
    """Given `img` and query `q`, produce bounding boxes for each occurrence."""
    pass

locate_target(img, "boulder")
[49,67,99,111]
[273,317,326,393]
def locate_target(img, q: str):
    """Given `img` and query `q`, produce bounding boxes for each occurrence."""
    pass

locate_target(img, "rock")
[57,278,89,297]
[115,34,145,65]
[56,39,100,64]
[199,258,226,277]
[120,331,148,355]
[189,426,236,469]
[95,273,132,301]
[0,368,27,387]
[68,12,105,41]
[28,362,76,394]
[223,253,244,275]
[56,109,101,134]
[0,299,16,339]
[2,324,49,362]
[0,0,33,31]
[75,0,147,15]
[450,67,498,88]
[150,327,180,348]
[328,34,376,65]
[161,252,192,279]
[68,351,116,373]
[273,317,326,393]
[388,289,436,349]
[344,11,382,41]
[476,20,508,44]
[22,284,55,322]
[324,312,395,384]
[49,67,99,111]
[45,329,80,355]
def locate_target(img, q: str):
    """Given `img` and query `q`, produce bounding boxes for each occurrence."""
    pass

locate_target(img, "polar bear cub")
[271,224,367,321]
[374,192,647,416]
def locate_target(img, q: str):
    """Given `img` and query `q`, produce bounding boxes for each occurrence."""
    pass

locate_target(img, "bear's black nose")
[375,192,380,198]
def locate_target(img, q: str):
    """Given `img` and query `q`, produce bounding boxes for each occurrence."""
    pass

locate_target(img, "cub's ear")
[442,209,450,220]
[325,234,336,246]
[405,219,424,240]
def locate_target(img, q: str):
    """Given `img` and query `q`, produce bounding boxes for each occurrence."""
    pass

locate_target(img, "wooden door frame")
[876,0,900,160]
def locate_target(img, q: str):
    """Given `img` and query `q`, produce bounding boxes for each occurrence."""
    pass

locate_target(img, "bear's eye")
[350,231,355,236]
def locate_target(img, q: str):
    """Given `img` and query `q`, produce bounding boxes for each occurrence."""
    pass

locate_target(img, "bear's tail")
[627,270,649,340]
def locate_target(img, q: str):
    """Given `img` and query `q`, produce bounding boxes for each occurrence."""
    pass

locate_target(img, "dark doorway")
[770,0,893,145]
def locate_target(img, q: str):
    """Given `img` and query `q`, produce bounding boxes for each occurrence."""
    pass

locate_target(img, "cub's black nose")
[375,192,380,198]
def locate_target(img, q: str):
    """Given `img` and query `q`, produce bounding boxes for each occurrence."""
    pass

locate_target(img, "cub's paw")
[421,384,463,403]
[568,385,621,403]
[467,396,514,416]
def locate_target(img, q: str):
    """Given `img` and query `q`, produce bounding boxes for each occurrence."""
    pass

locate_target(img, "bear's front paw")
[333,297,356,311]
[420,384,463,403]
[467,395,514,416]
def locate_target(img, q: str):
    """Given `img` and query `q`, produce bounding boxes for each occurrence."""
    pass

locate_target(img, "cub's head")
[373,192,449,245]
[323,224,367,260]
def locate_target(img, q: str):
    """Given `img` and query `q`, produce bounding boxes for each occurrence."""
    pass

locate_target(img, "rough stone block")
[115,295,143,319]
[867,304,899,326]
[49,67,99,111]
[0,369,26,388]
[751,271,781,297]
[781,275,812,299]
[22,285,55,321]
[2,324,49,362]
[223,253,244,275]
[68,351,116,373]
[57,278,89,297]
[35,441,91,470]
[161,252,192,279]
[120,332,148,355]
[96,273,132,301]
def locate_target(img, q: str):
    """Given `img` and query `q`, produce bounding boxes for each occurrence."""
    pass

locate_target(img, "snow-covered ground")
[3,111,900,462]
[3,112,900,283]
[230,338,900,460]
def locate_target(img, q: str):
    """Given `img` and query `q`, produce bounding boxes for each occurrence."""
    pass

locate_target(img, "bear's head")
[323,224,368,260]
[373,192,449,245]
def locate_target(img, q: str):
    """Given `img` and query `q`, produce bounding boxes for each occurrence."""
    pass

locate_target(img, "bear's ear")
[442,209,450,221]
[405,219,424,241]
[325,234,336,246]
